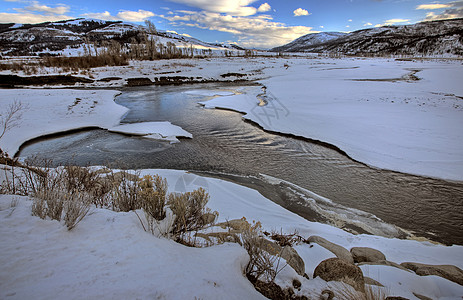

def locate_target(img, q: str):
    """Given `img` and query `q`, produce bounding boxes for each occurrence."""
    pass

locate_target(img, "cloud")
[293,8,310,17]
[363,22,373,26]
[0,0,72,24]
[19,1,70,15]
[117,10,154,22]
[416,3,452,10]
[166,0,259,16]
[422,0,463,20]
[81,9,154,22]
[374,18,410,27]
[81,11,114,21]
[0,12,72,23]
[257,3,271,12]
[159,10,315,48]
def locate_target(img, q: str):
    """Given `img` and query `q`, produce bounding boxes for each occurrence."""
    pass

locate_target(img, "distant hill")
[271,32,347,53]
[271,18,463,56]
[0,18,243,56]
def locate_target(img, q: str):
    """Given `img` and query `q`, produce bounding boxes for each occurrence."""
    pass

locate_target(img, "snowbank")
[1,169,462,299]
[201,58,463,181]
[0,89,192,155]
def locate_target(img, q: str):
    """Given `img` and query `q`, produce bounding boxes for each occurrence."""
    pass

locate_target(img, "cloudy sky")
[1,0,462,48]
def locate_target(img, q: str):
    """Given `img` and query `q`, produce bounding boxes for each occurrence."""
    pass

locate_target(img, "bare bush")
[109,170,141,212]
[241,221,279,282]
[139,175,167,221]
[168,187,212,236]
[63,193,91,230]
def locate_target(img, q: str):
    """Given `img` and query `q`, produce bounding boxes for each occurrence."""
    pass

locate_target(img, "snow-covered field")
[1,56,462,298]
[1,169,462,299]
[200,58,463,181]
[2,56,461,181]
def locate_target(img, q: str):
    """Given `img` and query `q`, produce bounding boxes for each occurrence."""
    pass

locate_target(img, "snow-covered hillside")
[271,32,347,53]
[271,18,463,56]
[0,18,237,56]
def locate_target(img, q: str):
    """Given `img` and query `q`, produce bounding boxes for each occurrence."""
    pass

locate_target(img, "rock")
[351,247,386,263]
[292,278,301,290]
[307,236,354,264]
[358,260,411,272]
[259,238,306,276]
[364,276,384,287]
[400,262,463,286]
[313,258,365,292]
[413,293,433,300]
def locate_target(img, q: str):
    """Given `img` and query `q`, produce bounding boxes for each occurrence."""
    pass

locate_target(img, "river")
[18,83,463,245]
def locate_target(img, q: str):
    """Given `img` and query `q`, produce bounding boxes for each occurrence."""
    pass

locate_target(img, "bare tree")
[0,100,24,141]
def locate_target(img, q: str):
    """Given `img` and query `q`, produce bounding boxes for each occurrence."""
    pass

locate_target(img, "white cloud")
[117,10,154,22]
[257,3,271,12]
[422,0,463,20]
[293,8,310,17]
[416,3,452,10]
[159,10,315,48]
[166,0,259,16]
[81,9,154,22]
[0,12,72,23]
[81,11,114,21]
[320,25,324,28]
[348,19,353,22]
[20,1,70,15]
[374,18,410,27]
[0,0,72,24]
[363,22,373,26]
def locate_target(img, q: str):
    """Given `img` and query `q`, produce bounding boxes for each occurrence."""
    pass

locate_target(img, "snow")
[1,169,463,299]
[200,58,463,181]
[0,90,191,156]
[108,121,192,143]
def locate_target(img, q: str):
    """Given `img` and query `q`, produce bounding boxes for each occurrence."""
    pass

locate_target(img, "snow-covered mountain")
[271,18,463,56]
[271,32,347,53]
[0,18,239,56]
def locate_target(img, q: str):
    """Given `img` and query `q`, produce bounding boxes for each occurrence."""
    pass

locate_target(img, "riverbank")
[1,168,463,299]
[1,56,462,181]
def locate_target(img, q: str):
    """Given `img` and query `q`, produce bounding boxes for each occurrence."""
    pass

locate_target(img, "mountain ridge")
[271,18,463,56]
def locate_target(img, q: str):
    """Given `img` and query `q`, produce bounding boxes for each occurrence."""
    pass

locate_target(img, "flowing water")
[18,84,463,245]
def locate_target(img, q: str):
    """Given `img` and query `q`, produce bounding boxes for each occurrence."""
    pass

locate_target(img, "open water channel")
[19,83,463,245]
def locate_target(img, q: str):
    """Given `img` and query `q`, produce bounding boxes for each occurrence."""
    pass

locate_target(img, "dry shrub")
[168,187,212,236]
[241,220,279,282]
[139,175,167,221]
[109,170,141,212]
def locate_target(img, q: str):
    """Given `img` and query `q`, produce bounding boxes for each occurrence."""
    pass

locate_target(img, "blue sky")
[1,0,462,48]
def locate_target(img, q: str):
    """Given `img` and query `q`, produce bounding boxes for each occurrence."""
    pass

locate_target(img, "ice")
[108,121,192,143]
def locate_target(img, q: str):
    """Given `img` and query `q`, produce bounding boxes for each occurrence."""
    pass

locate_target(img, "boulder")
[260,238,305,276]
[313,258,365,292]
[358,260,411,272]
[350,247,386,263]
[308,236,354,264]
[364,276,384,287]
[400,262,463,286]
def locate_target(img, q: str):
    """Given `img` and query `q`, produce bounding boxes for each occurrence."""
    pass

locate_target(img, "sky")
[1,0,462,48]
